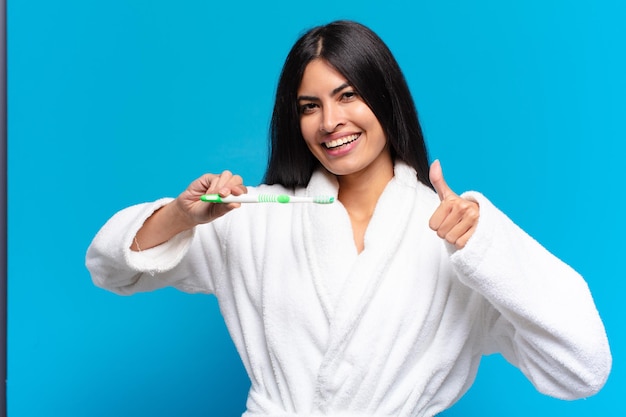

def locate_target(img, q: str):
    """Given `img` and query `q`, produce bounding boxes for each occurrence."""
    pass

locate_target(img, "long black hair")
[263,20,432,190]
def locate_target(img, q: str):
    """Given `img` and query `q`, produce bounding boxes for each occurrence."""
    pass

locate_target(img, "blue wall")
[8,0,624,416]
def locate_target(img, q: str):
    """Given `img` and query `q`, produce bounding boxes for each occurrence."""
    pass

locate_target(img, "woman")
[86,20,611,417]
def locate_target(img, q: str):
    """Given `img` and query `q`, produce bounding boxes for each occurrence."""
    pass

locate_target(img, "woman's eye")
[300,103,318,114]
[341,91,357,101]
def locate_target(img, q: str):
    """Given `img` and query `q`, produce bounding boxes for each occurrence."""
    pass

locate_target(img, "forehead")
[298,59,349,94]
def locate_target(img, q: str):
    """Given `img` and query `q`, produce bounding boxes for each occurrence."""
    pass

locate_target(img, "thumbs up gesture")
[428,160,480,249]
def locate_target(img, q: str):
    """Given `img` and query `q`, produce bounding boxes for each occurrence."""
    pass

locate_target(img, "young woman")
[86,20,611,417]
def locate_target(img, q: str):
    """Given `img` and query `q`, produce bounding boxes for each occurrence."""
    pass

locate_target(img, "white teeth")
[324,134,360,149]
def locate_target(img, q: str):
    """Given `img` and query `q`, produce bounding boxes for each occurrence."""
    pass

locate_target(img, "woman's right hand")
[131,170,247,251]
[174,170,248,227]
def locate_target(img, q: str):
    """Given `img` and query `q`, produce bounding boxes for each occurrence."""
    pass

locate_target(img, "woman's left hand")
[428,160,480,249]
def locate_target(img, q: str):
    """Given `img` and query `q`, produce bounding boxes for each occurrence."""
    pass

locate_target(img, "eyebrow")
[297,83,351,102]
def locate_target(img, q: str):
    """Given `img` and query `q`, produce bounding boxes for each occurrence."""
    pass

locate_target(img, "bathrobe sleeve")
[85,198,225,295]
[449,192,612,400]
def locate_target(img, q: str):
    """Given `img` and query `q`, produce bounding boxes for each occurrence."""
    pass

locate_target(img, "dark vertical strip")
[0,0,6,414]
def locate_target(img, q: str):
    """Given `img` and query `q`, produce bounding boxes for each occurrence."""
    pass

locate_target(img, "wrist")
[132,200,195,252]
[165,199,198,233]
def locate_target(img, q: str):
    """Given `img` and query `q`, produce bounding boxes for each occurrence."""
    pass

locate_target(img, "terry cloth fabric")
[86,162,611,417]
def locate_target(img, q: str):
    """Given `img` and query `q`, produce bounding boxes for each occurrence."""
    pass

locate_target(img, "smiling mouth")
[323,133,360,149]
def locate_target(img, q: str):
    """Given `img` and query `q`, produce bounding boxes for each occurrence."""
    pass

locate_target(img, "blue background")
[7,0,625,416]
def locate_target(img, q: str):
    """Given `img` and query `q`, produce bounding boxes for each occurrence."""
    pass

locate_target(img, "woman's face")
[297,59,391,179]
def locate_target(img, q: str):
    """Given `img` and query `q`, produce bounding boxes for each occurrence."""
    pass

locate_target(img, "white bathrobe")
[86,162,611,417]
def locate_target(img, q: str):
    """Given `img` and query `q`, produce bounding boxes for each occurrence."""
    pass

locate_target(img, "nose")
[320,102,345,133]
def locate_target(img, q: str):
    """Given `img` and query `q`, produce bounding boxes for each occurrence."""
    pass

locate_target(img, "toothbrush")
[200,194,335,204]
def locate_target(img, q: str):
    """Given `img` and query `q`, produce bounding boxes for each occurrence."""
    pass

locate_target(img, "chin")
[321,163,364,177]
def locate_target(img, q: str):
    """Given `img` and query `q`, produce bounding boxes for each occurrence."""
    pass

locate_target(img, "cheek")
[299,117,318,143]
[354,104,380,128]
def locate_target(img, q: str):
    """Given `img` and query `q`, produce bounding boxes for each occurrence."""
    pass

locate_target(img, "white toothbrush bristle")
[314,196,335,204]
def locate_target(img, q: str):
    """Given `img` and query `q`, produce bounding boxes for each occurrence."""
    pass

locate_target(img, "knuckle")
[458,200,472,210]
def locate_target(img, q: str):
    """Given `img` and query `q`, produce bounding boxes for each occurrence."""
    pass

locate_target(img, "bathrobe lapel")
[302,163,419,408]
[301,168,357,321]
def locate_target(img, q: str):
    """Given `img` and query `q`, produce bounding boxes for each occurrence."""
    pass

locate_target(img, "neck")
[337,159,394,219]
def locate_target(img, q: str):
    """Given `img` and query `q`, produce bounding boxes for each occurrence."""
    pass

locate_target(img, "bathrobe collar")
[302,161,419,319]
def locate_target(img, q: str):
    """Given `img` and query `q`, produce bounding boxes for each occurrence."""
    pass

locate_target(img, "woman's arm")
[427,160,610,398]
[451,193,611,400]
[86,170,247,295]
